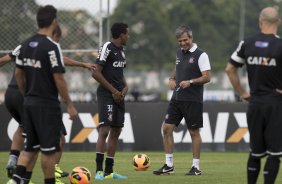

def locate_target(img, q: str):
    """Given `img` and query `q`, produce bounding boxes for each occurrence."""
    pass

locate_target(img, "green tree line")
[1,0,282,72]
[111,0,282,71]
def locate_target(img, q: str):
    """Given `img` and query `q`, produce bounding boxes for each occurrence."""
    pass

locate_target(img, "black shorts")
[164,100,203,129]
[23,118,66,137]
[247,103,282,157]
[97,95,125,128]
[23,104,63,153]
[61,123,67,136]
[4,87,24,127]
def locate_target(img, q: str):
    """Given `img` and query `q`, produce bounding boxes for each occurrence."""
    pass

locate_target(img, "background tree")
[111,0,175,71]
[111,0,282,71]
[0,0,38,50]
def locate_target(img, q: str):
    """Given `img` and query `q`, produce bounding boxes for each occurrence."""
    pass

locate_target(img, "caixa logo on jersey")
[7,113,135,144]
[113,60,126,67]
[162,112,249,143]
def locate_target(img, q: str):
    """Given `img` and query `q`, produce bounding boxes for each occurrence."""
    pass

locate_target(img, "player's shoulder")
[101,41,112,49]
[242,33,261,43]
[45,35,60,48]
[192,45,206,57]
[22,34,57,49]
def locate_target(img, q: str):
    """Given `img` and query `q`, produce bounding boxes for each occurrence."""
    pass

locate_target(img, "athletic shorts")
[164,100,203,129]
[247,103,282,157]
[97,95,125,128]
[23,104,63,153]
[61,123,67,136]
[4,87,24,127]
[22,117,67,137]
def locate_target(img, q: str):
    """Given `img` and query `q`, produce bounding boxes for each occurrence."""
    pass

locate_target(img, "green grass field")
[1,151,281,184]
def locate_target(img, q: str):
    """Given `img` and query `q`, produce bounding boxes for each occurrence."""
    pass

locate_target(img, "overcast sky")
[35,0,118,16]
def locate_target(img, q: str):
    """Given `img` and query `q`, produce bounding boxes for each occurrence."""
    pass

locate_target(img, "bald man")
[226,6,282,184]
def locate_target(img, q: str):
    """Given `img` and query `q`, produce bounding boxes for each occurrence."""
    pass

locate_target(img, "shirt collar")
[181,43,197,53]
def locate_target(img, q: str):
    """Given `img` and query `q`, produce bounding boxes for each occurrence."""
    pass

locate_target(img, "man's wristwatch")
[189,79,193,84]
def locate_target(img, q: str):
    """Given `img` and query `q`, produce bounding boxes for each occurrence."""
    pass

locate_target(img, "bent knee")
[162,123,174,135]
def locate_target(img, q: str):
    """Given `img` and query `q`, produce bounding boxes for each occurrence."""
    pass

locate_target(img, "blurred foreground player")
[226,6,282,184]
[11,5,77,184]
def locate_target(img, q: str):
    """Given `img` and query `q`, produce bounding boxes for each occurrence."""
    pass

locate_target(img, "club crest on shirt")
[29,42,38,48]
[188,57,195,64]
[255,41,269,48]
[176,58,180,65]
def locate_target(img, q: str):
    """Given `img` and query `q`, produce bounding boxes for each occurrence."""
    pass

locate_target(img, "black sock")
[44,178,55,184]
[23,171,32,184]
[263,156,280,184]
[12,165,26,184]
[105,157,114,175]
[10,150,20,157]
[96,152,104,172]
[247,155,261,184]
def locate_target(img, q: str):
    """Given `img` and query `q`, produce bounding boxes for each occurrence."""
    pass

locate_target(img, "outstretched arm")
[0,54,12,67]
[63,56,96,70]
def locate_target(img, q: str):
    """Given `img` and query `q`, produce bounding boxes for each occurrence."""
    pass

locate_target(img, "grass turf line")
[0,152,281,184]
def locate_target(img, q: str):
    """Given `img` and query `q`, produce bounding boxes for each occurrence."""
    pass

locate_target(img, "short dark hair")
[111,22,128,39]
[37,5,57,28]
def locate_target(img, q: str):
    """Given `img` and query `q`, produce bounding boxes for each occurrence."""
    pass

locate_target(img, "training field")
[0,152,281,184]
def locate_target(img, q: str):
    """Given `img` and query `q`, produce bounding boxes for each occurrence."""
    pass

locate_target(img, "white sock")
[192,159,200,170]
[165,154,173,167]
[8,155,18,166]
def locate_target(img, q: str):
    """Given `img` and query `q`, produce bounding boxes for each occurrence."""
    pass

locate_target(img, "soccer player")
[2,24,95,184]
[1,47,25,180]
[11,5,78,184]
[92,22,129,180]
[153,25,211,176]
[226,6,282,184]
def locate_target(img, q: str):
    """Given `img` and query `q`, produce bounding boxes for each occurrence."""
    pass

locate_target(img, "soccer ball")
[132,153,150,171]
[69,166,91,184]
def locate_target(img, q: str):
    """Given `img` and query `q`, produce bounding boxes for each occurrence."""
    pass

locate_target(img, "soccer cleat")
[6,165,16,178]
[95,171,104,180]
[55,164,69,178]
[6,179,13,184]
[55,178,65,184]
[185,166,202,176]
[153,164,174,175]
[104,172,128,179]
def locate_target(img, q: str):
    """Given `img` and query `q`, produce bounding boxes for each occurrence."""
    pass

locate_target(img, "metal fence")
[0,0,246,103]
[0,0,106,103]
